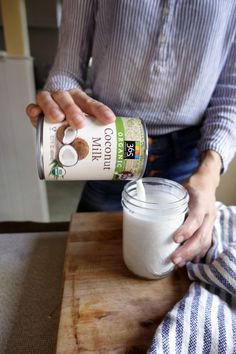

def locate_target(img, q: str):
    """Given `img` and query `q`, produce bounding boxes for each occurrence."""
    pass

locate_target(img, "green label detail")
[49,160,66,179]
[113,117,125,180]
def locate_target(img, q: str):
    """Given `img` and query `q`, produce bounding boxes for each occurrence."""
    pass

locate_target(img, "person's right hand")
[26,88,116,128]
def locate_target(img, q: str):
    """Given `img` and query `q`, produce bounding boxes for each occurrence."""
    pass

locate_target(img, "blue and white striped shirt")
[45,0,236,170]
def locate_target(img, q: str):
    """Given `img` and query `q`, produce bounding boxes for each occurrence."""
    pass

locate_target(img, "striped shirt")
[148,203,236,354]
[45,0,236,170]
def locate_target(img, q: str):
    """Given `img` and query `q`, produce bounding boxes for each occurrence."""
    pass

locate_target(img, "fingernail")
[173,256,183,265]
[31,107,40,116]
[55,109,65,119]
[69,115,85,128]
[104,111,116,122]
[176,236,184,243]
[73,120,85,129]
[50,108,65,120]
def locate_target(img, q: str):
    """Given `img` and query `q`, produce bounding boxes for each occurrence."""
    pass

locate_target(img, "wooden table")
[56,212,191,354]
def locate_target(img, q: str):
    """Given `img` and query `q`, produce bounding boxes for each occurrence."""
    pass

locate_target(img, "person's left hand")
[171,150,222,267]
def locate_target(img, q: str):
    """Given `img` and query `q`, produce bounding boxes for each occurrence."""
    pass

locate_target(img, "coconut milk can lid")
[36,116,45,179]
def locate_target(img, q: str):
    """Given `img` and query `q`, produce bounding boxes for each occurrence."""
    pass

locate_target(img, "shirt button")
[153,65,160,74]
[159,35,166,44]
[163,7,169,16]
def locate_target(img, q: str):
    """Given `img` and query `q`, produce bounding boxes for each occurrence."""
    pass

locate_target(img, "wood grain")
[56,212,191,354]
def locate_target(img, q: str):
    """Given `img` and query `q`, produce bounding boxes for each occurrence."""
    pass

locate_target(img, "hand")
[26,88,116,128]
[171,150,222,267]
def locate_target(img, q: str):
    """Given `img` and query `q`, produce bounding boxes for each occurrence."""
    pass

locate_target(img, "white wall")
[0,1,60,89]
[216,157,236,205]
[0,55,49,221]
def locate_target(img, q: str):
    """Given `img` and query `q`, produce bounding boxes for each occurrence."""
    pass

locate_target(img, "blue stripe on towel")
[148,337,156,354]
[224,248,236,266]
[175,299,186,353]
[187,264,214,292]
[228,208,234,243]
[232,310,236,351]
[217,300,227,352]
[218,256,236,282]
[202,292,213,354]
[210,266,236,296]
[161,314,171,353]
[188,284,201,353]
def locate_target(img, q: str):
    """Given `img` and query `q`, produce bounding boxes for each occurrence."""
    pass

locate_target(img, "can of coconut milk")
[36,115,148,181]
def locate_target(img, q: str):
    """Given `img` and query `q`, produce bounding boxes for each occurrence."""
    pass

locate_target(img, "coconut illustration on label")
[72,138,90,160]
[56,123,70,143]
[57,127,89,168]
[59,145,78,167]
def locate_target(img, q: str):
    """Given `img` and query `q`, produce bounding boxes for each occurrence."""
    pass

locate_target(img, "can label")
[37,116,147,181]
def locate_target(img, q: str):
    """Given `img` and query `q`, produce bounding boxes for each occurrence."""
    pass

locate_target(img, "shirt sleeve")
[44,0,95,92]
[198,34,236,172]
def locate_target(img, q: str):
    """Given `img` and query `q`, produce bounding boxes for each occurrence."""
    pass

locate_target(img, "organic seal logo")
[49,161,66,179]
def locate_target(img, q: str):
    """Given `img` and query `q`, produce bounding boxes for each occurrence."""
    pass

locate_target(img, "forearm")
[199,34,236,172]
[45,0,95,92]
[172,150,221,267]
[195,150,222,189]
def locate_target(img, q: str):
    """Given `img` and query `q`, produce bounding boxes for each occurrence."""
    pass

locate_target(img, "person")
[26,1,236,268]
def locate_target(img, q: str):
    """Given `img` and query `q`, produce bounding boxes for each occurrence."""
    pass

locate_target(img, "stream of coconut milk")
[136,179,146,201]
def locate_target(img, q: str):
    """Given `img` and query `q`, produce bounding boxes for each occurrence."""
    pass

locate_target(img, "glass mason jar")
[121,177,189,279]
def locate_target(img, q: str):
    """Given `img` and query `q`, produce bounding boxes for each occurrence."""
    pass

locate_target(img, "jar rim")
[122,177,189,214]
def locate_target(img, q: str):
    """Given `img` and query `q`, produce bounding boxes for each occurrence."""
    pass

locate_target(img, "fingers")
[170,167,219,268]
[173,205,217,244]
[70,89,116,124]
[172,216,214,267]
[51,91,85,129]
[26,104,42,127]
[173,211,205,243]
[36,91,65,124]
[27,89,116,129]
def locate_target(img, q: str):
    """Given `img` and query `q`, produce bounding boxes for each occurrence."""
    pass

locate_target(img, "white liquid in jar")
[123,180,185,279]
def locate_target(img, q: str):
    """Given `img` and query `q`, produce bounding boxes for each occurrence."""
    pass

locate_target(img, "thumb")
[26,104,42,127]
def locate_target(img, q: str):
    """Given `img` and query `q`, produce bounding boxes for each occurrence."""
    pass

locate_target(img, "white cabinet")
[0,55,49,221]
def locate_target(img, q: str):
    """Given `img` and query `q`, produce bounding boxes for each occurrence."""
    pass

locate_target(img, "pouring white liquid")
[122,178,188,279]
[136,179,146,201]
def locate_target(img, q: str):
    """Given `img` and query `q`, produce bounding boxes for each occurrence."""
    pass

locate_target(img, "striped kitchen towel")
[148,203,236,354]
